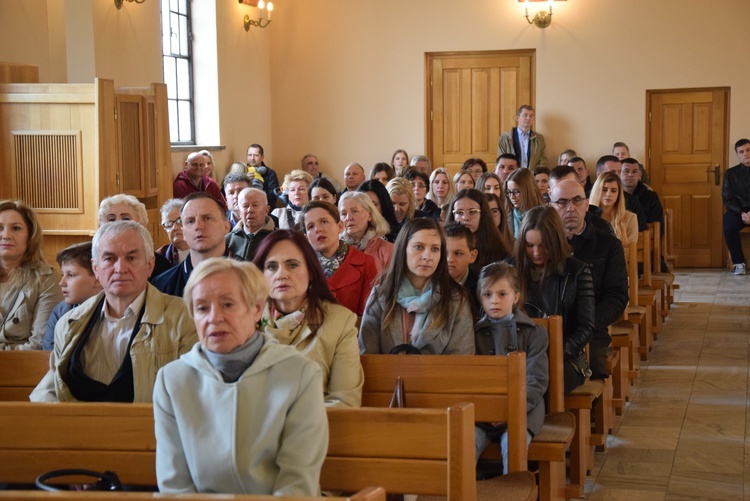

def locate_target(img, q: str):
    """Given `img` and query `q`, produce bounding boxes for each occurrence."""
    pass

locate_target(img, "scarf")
[512,208,525,239]
[396,277,434,346]
[341,227,376,252]
[202,332,264,383]
[318,241,348,278]
[262,301,308,346]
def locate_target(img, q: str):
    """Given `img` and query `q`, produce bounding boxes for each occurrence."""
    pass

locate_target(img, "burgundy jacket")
[173,171,227,210]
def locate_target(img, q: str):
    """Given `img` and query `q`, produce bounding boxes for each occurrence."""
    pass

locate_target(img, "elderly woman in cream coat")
[254,230,363,408]
[153,258,328,495]
[0,200,62,350]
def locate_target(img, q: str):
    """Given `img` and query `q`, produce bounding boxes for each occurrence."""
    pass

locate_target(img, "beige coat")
[0,265,62,350]
[30,284,197,403]
[263,301,363,408]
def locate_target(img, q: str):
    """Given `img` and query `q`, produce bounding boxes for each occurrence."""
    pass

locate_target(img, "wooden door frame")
[425,49,537,161]
[645,86,730,267]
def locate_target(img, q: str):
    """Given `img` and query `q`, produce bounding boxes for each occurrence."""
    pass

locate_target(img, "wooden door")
[427,50,534,174]
[647,88,729,268]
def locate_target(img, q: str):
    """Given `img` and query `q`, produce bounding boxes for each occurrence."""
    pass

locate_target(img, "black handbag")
[35,469,123,492]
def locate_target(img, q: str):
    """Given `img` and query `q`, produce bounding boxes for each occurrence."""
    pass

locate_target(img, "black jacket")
[624,192,647,231]
[523,257,595,360]
[568,223,629,344]
[722,163,750,214]
[631,181,664,228]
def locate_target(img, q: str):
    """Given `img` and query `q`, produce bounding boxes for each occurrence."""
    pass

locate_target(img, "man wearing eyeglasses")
[550,180,628,381]
[497,105,548,170]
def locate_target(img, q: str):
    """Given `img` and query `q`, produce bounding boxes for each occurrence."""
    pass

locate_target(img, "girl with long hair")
[504,168,546,239]
[589,172,638,244]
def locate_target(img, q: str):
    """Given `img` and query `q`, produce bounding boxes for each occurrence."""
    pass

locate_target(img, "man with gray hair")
[226,187,276,261]
[409,155,432,175]
[30,221,198,403]
[300,153,343,193]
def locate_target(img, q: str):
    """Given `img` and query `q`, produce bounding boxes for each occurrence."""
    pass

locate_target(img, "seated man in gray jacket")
[30,221,197,403]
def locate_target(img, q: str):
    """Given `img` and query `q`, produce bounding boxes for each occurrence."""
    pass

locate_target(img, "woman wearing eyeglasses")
[484,193,514,246]
[504,168,546,239]
[445,189,512,273]
[157,199,189,267]
[359,218,474,355]
[513,205,595,395]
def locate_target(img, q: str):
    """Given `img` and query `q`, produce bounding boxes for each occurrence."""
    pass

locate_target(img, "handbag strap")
[400,307,416,345]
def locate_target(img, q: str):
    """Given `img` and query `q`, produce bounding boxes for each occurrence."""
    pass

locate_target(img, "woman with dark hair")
[514,205,595,395]
[391,149,409,177]
[485,193,514,245]
[253,230,364,408]
[0,200,63,349]
[369,162,395,186]
[359,218,474,355]
[445,189,512,272]
[358,179,399,242]
[301,201,378,317]
[309,177,338,205]
[504,168,546,239]
[462,157,488,182]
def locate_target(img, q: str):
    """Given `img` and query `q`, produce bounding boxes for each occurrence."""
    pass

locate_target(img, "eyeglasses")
[162,217,182,230]
[453,209,481,218]
[550,196,586,208]
[467,168,483,175]
[410,183,427,190]
[506,189,521,197]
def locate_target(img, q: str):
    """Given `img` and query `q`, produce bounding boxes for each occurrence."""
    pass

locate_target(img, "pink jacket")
[363,237,393,275]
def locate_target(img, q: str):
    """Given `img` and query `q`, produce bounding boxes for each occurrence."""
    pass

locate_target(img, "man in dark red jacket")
[173,152,227,210]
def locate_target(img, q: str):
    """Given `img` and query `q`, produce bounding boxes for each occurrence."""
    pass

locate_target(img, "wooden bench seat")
[0,350,50,401]
[0,490,385,501]
[0,402,477,500]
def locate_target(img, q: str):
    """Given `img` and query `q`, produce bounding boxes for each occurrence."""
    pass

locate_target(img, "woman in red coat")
[302,201,378,316]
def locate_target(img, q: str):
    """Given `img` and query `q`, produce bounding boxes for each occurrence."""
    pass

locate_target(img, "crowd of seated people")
[4,124,680,495]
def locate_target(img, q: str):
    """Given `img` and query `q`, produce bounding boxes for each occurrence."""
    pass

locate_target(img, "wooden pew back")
[360,351,528,473]
[0,402,474,500]
[531,315,564,414]
[0,350,50,401]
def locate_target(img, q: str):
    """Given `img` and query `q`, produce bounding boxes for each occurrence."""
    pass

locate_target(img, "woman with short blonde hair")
[154,257,328,495]
[272,169,314,230]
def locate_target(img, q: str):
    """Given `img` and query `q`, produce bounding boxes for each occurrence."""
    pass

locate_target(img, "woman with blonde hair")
[386,177,416,234]
[453,170,475,192]
[199,150,215,179]
[271,169,314,230]
[427,167,454,210]
[154,257,328,494]
[339,191,394,274]
[0,200,62,350]
[589,171,638,244]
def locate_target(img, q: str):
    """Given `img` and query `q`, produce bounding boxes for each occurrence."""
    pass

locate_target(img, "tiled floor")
[585,269,750,501]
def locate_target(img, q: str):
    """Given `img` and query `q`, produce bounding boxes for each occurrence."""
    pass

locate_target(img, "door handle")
[706,164,720,185]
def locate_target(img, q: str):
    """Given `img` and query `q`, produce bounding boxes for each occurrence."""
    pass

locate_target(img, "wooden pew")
[0,402,475,500]
[361,352,555,501]
[0,490,385,501]
[636,229,662,355]
[0,350,50,401]
[529,316,578,501]
[649,221,676,309]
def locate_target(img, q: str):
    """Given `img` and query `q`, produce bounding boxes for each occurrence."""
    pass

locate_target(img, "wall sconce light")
[239,0,273,31]
[518,0,566,29]
[115,0,145,9]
